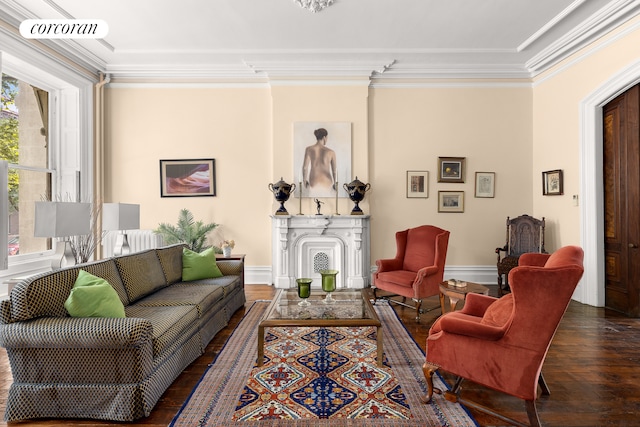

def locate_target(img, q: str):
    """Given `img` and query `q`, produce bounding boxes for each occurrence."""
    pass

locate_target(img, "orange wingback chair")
[423,245,584,427]
[373,225,450,321]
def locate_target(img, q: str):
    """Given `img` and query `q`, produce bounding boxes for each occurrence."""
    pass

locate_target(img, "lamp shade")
[102,203,140,231]
[34,202,91,238]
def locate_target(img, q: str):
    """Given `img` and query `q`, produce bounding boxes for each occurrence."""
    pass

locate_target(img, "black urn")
[343,176,371,215]
[268,177,296,215]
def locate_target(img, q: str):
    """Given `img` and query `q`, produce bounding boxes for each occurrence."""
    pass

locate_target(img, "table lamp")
[102,203,140,256]
[34,201,91,269]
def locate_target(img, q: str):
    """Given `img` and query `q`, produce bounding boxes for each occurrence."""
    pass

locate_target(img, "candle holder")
[296,278,312,306]
[319,269,338,304]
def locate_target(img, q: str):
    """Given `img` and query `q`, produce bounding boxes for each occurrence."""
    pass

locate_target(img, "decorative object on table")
[102,203,140,256]
[475,171,495,198]
[319,269,338,304]
[296,278,312,306]
[542,169,563,195]
[314,198,324,215]
[343,176,371,215]
[220,239,235,258]
[407,170,429,198]
[159,158,216,197]
[154,208,218,252]
[268,177,296,215]
[438,191,465,213]
[34,201,91,269]
[437,157,466,183]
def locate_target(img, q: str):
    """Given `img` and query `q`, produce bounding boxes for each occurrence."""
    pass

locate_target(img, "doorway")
[602,84,640,316]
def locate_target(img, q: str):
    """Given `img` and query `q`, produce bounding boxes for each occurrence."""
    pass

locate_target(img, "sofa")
[0,243,246,422]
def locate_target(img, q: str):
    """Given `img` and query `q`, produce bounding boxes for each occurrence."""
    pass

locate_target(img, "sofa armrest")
[216,259,244,277]
[0,316,153,349]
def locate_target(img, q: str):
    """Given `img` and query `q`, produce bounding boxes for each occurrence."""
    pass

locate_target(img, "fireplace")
[271,215,370,289]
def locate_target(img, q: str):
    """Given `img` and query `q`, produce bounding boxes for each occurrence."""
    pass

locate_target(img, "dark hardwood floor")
[1,284,639,426]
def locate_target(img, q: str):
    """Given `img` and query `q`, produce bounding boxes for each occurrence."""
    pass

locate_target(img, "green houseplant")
[154,208,218,253]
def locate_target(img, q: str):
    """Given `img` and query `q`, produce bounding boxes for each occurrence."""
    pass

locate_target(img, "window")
[1,73,53,258]
[0,47,94,284]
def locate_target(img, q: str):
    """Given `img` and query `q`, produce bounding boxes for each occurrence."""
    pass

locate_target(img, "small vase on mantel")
[343,177,371,215]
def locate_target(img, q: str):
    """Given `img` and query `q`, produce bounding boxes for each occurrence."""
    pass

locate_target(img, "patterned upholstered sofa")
[0,243,245,422]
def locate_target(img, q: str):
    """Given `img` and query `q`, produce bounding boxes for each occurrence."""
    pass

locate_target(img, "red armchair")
[423,245,584,427]
[373,225,450,321]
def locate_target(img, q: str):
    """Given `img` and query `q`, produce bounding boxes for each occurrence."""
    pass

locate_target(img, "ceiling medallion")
[295,0,335,13]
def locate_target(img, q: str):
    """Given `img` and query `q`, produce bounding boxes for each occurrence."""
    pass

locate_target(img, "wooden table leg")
[257,324,265,366]
[448,295,461,312]
[439,292,446,313]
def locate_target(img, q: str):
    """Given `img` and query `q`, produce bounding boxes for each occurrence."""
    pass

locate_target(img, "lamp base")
[52,240,76,270]
[113,233,131,256]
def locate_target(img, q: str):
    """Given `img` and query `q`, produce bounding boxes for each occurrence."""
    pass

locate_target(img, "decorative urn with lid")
[343,176,371,215]
[268,177,296,215]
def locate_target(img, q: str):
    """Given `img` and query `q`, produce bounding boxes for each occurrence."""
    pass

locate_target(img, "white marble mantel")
[271,215,371,289]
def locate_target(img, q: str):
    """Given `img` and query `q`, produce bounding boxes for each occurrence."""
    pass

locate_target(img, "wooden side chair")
[495,214,545,296]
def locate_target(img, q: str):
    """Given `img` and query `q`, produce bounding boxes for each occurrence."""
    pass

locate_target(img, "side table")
[439,281,490,313]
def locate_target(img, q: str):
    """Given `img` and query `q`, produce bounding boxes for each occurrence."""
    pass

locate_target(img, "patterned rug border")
[170,300,479,427]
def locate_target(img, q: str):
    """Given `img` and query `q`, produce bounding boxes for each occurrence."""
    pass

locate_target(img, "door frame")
[578,58,640,307]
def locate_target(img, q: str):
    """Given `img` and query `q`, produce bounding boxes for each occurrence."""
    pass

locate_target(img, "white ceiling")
[2,0,640,80]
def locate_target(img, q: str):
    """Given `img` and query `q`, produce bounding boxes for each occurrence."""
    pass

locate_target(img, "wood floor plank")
[0,284,637,426]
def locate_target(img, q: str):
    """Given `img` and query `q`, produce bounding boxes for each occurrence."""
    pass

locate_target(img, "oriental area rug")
[170,301,478,427]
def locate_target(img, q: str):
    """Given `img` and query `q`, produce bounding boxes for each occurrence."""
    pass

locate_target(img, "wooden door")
[603,84,640,316]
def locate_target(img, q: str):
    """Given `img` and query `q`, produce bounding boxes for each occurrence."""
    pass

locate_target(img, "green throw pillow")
[182,247,223,281]
[65,270,126,318]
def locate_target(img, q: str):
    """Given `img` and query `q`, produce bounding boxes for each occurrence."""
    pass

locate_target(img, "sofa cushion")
[115,250,168,303]
[156,244,185,284]
[124,304,198,357]
[135,282,226,319]
[480,294,514,327]
[64,270,126,318]
[182,248,223,281]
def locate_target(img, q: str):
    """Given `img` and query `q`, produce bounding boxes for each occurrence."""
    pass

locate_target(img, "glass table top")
[266,289,375,321]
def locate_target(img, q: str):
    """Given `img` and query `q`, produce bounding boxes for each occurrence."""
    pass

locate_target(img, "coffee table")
[257,288,383,367]
[439,280,490,313]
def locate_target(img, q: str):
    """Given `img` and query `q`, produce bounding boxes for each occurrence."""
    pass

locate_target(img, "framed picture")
[406,170,429,198]
[542,169,563,195]
[160,159,216,197]
[438,157,465,183]
[475,172,495,198]
[438,191,464,213]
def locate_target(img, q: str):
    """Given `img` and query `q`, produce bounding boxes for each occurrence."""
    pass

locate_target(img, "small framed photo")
[475,172,495,198]
[438,191,465,213]
[160,159,216,197]
[438,157,465,183]
[406,171,429,198]
[542,169,563,195]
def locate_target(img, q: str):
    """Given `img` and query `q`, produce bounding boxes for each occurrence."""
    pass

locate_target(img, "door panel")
[603,85,640,316]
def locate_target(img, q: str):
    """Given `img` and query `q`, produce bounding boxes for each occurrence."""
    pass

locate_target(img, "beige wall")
[533,16,640,248]
[105,17,640,286]
[106,81,532,270]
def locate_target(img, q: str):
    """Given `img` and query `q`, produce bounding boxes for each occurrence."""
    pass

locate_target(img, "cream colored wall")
[532,15,640,250]
[369,86,533,265]
[105,86,273,265]
[105,16,640,281]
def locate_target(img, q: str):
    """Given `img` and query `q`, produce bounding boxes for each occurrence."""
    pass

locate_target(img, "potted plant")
[154,209,218,252]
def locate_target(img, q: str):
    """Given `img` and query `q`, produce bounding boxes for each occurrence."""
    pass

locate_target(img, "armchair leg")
[538,373,551,396]
[421,362,440,403]
[414,299,422,322]
[526,400,542,427]
[372,287,378,305]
